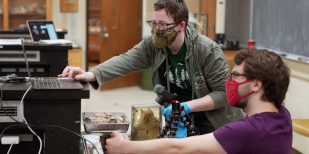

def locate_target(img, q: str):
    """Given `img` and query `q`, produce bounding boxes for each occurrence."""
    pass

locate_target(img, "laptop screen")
[27,20,58,42]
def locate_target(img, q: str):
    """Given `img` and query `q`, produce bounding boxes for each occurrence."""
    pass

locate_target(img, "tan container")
[131,104,162,141]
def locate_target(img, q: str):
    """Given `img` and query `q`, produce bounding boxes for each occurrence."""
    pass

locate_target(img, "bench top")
[293,119,309,137]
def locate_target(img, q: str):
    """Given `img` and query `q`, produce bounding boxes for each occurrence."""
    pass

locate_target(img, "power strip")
[1,136,20,145]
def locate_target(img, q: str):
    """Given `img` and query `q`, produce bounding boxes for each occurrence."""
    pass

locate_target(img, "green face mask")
[151,27,177,48]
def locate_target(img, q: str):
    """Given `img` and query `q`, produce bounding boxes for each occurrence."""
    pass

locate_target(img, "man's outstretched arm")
[106,131,226,154]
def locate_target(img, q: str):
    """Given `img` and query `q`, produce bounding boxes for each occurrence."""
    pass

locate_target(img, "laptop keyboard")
[34,78,62,89]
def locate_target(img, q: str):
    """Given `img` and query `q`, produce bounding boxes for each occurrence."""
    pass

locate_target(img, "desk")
[0,42,72,77]
[0,81,89,154]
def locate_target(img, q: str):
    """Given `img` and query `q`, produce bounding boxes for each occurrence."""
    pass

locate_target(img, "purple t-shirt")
[214,106,292,154]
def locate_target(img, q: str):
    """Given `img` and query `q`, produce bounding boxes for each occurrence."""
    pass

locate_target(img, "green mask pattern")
[151,27,177,48]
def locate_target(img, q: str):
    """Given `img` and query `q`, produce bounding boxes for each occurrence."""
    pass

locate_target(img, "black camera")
[153,84,177,107]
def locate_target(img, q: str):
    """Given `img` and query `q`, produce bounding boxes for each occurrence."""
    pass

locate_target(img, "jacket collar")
[184,26,199,60]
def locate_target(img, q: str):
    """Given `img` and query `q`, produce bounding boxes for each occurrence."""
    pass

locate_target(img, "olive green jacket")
[90,27,243,129]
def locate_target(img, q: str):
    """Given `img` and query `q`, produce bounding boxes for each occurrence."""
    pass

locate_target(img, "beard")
[235,83,252,108]
[234,97,249,108]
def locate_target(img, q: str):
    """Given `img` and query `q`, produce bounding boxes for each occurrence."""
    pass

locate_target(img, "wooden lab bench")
[292,119,309,137]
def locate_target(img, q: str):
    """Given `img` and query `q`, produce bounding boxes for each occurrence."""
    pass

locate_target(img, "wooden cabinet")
[87,0,101,63]
[68,48,83,68]
[88,33,101,62]
[0,0,52,30]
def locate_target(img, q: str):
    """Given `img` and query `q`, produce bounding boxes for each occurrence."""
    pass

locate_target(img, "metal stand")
[157,100,196,138]
[154,84,197,138]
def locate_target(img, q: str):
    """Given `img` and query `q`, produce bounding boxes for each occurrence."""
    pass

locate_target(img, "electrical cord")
[20,85,43,154]
[0,123,100,154]
[0,84,43,154]
[0,82,43,154]
[20,38,42,154]
[21,38,31,79]
[6,144,13,154]
[0,88,22,154]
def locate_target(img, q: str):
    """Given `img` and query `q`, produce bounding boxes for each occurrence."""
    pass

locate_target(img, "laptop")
[32,77,84,90]
[20,35,83,90]
[27,20,72,44]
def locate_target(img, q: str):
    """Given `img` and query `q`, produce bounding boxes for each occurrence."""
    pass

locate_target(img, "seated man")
[105,48,292,154]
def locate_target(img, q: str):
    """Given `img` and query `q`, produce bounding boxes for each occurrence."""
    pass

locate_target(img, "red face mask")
[226,79,255,107]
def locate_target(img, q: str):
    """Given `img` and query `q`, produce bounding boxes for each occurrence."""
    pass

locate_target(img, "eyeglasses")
[147,20,177,30]
[228,72,247,80]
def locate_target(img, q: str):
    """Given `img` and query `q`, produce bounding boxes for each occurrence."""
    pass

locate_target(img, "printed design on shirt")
[166,63,190,89]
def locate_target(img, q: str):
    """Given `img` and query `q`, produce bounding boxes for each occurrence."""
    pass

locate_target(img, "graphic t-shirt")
[158,43,209,126]
[159,43,192,102]
[213,106,292,154]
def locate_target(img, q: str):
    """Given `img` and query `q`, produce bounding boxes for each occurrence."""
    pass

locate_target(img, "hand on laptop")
[59,66,95,81]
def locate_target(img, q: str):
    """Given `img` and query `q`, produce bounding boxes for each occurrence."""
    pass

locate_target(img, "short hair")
[154,0,189,25]
[234,48,290,107]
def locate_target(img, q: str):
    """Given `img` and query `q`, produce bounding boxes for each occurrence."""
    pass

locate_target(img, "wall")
[284,59,309,154]
[225,0,250,48]
[185,0,200,13]
[142,0,155,38]
[52,0,86,69]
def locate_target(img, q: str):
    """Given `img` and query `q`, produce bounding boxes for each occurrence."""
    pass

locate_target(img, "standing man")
[105,48,292,154]
[61,0,242,136]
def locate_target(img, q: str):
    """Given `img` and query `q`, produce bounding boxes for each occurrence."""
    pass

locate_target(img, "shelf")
[0,0,51,30]
[9,13,45,16]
